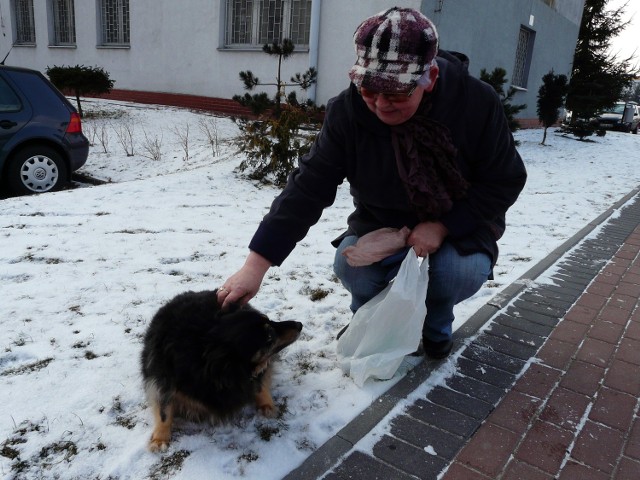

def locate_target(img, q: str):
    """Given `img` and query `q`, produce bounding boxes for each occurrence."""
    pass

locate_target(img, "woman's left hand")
[407,221,448,257]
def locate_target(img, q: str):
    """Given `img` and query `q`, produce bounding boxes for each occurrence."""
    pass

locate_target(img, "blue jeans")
[333,236,492,342]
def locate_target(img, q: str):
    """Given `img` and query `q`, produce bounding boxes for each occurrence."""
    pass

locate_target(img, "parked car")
[593,101,639,134]
[0,65,89,196]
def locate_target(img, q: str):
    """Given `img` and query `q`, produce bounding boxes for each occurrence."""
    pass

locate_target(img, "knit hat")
[348,7,439,93]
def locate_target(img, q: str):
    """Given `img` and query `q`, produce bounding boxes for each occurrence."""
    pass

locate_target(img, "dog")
[141,289,302,452]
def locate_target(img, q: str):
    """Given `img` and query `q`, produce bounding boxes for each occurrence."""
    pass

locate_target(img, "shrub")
[231,39,322,185]
[46,65,115,117]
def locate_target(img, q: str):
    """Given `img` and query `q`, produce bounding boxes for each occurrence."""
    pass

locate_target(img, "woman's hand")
[217,251,272,308]
[407,221,448,257]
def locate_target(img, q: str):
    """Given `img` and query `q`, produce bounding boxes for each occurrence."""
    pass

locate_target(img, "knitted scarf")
[390,96,468,221]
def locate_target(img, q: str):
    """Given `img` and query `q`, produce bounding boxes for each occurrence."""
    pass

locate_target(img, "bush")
[537,70,568,145]
[231,39,322,185]
[46,65,115,117]
[479,67,526,133]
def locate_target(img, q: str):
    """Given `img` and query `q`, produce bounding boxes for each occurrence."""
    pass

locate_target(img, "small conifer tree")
[231,39,322,185]
[479,67,526,133]
[46,65,115,117]
[537,70,569,145]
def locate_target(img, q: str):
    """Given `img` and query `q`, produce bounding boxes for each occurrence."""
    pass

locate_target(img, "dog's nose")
[294,321,303,331]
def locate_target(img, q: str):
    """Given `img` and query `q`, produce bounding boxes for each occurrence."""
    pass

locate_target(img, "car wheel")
[6,146,69,195]
[632,125,638,134]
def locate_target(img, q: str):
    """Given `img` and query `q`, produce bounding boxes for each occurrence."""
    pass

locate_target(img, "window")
[225,0,312,48]
[0,77,22,112]
[512,26,535,88]
[50,0,76,45]
[99,0,130,46]
[12,0,36,45]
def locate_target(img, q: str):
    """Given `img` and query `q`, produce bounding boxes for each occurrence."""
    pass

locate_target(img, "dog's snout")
[276,320,302,332]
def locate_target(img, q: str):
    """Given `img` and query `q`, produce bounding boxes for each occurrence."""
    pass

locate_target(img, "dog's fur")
[141,289,302,452]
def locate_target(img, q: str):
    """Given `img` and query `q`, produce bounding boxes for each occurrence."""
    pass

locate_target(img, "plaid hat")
[348,7,439,93]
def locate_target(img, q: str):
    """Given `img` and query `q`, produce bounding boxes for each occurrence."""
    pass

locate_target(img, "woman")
[218,7,527,359]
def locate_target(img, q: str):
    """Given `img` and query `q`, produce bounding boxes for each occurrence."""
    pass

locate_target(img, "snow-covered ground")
[1,98,639,479]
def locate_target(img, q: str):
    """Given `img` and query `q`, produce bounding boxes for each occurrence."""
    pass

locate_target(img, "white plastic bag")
[336,249,429,386]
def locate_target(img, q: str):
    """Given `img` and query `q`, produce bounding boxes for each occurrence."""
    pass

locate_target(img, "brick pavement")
[285,190,640,480]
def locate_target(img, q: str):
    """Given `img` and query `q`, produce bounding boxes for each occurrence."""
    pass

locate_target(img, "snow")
[2,98,639,479]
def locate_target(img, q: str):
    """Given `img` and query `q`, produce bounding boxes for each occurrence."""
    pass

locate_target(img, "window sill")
[12,43,36,47]
[219,46,309,53]
[48,45,77,49]
[96,45,131,50]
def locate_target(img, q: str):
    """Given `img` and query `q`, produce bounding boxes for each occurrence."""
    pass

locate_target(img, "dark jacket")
[249,51,527,267]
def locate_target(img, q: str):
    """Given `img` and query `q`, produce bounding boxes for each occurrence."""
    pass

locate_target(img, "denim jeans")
[333,235,492,342]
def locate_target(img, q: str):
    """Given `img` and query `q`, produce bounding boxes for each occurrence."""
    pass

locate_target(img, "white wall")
[313,0,421,104]
[0,0,580,114]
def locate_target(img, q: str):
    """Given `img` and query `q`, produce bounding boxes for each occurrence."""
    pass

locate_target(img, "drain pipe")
[307,0,321,103]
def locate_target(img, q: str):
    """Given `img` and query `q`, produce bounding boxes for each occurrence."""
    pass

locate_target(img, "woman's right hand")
[217,251,272,309]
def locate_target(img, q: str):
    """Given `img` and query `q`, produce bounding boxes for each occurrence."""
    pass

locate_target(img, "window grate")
[289,0,311,45]
[512,27,533,88]
[225,0,311,47]
[259,0,284,45]
[52,0,76,45]
[14,0,36,44]
[100,0,130,46]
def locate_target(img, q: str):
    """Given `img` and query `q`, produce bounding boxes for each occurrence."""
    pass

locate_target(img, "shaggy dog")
[141,289,302,452]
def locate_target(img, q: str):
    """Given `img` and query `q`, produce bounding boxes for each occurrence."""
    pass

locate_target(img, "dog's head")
[212,304,302,377]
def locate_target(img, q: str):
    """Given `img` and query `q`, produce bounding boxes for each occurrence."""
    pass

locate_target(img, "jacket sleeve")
[248,97,349,266]
[439,80,527,239]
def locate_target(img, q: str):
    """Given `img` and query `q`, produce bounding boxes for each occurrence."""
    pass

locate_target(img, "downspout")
[307,0,321,103]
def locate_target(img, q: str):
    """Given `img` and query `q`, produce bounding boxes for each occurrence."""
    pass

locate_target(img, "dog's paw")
[148,435,170,453]
[257,403,277,418]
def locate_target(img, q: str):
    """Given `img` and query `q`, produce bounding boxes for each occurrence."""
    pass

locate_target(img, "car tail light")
[66,112,83,134]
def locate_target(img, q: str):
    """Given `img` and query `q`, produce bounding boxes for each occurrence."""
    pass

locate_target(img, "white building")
[0,0,585,122]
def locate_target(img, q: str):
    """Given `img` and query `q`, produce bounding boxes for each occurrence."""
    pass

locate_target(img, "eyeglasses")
[358,84,417,104]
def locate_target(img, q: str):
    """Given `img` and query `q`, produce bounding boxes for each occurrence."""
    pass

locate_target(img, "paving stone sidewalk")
[284,188,640,480]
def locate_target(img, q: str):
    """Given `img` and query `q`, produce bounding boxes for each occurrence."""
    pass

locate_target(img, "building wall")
[419,0,585,119]
[0,0,584,121]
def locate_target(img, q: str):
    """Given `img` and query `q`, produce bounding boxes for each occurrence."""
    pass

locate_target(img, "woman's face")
[359,66,439,126]
[360,86,425,125]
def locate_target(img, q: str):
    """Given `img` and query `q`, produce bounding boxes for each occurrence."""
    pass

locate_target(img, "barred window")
[225,0,312,47]
[99,0,130,46]
[512,26,535,88]
[12,0,36,45]
[50,0,76,45]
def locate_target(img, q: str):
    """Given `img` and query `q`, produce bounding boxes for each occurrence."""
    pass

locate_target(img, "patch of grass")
[149,450,190,479]
[39,440,78,463]
[1,419,45,474]
[257,424,280,441]
[0,443,21,459]
[115,416,136,429]
[1,358,53,376]
[299,285,331,301]
[238,450,259,463]
[83,108,127,120]
[293,352,318,375]
[84,350,98,360]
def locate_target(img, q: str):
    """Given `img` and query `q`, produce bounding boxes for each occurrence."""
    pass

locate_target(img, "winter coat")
[248,51,527,268]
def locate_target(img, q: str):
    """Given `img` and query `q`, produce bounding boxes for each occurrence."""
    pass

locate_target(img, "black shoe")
[336,324,349,340]
[423,338,453,359]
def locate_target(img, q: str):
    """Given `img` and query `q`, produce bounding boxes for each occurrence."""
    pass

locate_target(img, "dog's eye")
[263,325,277,345]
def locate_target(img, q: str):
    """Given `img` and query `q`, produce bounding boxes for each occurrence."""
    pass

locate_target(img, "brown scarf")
[390,96,468,221]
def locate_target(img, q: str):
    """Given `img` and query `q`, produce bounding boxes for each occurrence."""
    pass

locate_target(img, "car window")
[607,104,625,114]
[0,76,22,112]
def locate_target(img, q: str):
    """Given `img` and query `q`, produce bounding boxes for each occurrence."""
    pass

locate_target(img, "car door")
[0,73,32,164]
